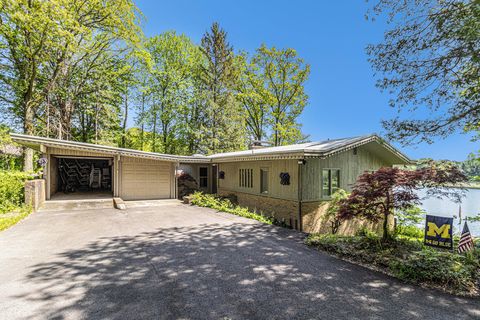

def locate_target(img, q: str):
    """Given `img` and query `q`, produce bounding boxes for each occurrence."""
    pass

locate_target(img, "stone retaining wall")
[301,201,386,235]
[25,179,45,212]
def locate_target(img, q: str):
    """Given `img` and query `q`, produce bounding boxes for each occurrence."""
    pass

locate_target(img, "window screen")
[260,169,269,193]
[199,167,208,188]
[322,169,340,197]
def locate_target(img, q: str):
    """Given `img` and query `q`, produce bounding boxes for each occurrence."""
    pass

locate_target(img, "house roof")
[10,133,411,165]
[208,135,411,164]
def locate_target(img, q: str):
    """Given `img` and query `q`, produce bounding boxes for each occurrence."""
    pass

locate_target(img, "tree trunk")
[383,193,392,241]
[23,92,35,172]
[140,92,145,150]
[121,90,128,148]
[382,213,390,241]
[152,112,157,152]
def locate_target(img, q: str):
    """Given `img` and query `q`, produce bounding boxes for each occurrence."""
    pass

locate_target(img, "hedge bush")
[0,170,31,214]
[189,192,275,225]
[306,233,479,296]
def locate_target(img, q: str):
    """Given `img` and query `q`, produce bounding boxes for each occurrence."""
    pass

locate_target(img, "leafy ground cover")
[306,228,480,296]
[0,170,33,231]
[189,192,275,225]
[0,207,32,232]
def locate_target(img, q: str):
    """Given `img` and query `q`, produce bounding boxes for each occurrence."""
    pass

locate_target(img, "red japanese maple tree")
[337,161,467,241]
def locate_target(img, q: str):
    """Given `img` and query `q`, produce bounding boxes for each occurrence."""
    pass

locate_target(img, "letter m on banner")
[424,215,453,249]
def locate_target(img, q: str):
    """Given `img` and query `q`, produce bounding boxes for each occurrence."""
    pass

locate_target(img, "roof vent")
[249,140,272,150]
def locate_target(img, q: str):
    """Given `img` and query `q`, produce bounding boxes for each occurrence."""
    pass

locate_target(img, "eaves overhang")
[10,133,210,163]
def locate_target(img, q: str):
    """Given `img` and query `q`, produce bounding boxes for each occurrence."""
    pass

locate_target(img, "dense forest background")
[0,0,311,170]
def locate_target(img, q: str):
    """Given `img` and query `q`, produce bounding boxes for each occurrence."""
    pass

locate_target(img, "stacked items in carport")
[58,159,110,193]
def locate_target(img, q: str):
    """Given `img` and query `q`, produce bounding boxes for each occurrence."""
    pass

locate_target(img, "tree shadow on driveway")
[16,223,480,320]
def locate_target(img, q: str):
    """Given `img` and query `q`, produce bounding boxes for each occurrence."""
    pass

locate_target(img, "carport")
[11,134,185,201]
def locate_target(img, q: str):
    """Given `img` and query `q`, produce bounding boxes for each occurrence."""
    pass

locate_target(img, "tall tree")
[0,0,142,169]
[144,31,198,154]
[0,0,66,170]
[252,45,310,146]
[236,52,270,142]
[367,0,480,145]
[199,22,246,154]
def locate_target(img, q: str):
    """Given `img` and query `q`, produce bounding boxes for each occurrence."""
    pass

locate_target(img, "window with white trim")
[322,169,340,197]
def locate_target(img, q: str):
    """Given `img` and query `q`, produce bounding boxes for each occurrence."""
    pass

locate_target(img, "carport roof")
[10,133,209,163]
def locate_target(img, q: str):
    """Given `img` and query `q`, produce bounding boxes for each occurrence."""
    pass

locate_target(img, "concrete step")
[40,198,114,212]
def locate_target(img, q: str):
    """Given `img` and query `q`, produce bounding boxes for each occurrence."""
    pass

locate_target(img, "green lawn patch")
[0,206,32,231]
[305,229,480,296]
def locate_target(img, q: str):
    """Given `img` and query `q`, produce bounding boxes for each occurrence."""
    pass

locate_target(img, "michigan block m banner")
[424,215,453,249]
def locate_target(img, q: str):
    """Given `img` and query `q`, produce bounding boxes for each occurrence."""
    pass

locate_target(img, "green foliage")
[396,206,425,227]
[251,45,310,146]
[0,0,143,156]
[140,31,202,154]
[189,192,274,225]
[325,189,349,234]
[0,170,31,214]
[389,248,479,295]
[457,153,480,181]
[306,233,479,295]
[0,206,32,231]
[1,2,311,156]
[395,225,424,239]
[199,23,246,154]
[367,0,480,145]
[0,125,21,170]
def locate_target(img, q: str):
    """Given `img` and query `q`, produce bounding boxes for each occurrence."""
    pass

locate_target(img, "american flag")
[458,222,475,253]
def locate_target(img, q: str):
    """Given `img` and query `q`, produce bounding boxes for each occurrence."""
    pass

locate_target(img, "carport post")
[114,155,120,197]
[45,153,51,200]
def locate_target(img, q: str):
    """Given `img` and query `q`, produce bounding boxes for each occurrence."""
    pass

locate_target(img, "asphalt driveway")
[0,201,478,320]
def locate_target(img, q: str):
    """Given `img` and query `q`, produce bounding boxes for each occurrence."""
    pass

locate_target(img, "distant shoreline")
[445,183,480,190]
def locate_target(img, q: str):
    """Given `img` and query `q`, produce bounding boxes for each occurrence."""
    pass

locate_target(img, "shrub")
[306,233,479,295]
[389,247,480,294]
[325,189,349,234]
[395,225,424,239]
[396,206,425,226]
[0,170,31,214]
[189,192,274,225]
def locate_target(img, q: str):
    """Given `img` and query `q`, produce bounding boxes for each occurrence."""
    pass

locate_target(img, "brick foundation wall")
[218,189,300,229]
[218,188,390,235]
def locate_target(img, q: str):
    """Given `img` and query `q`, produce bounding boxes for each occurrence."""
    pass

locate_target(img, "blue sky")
[134,0,476,161]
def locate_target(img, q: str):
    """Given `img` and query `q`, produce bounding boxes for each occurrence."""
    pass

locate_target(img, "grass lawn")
[0,207,32,232]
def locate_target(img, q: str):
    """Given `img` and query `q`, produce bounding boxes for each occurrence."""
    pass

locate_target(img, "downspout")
[174,162,179,199]
[297,158,305,231]
[114,154,120,197]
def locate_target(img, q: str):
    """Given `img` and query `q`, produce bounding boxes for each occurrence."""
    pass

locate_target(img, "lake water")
[418,188,480,236]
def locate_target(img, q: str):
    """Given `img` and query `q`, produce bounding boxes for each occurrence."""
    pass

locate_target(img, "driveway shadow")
[16,223,479,320]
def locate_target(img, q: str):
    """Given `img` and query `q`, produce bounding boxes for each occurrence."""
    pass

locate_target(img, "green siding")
[301,145,387,201]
